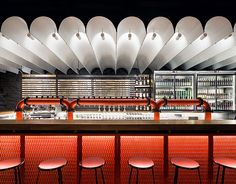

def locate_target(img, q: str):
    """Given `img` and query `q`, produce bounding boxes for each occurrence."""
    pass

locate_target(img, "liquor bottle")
[146,77,150,85]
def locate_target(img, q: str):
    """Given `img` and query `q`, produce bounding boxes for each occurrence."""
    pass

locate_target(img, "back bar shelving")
[197,72,235,111]
[154,71,236,112]
[154,71,195,111]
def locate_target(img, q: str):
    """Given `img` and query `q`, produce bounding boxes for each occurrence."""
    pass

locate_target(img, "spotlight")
[175,33,182,40]
[152,32,157,40]
[76,32,81,40]
[200,33,207,40]
[101,29,105,40]
[27,33,34,40]
[52,33,59,40]
[128,30,132,40]
[101,32,105,40]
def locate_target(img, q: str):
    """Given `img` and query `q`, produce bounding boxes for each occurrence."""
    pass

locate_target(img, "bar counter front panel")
[1,120,236,183]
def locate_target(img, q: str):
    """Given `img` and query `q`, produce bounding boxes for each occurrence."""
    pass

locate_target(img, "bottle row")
[217,101,233,110]
[155,78,192,87]
[135,76,150,86]
[160,105,194,110]
[175,78,192,86]
[198,89,233,99]
[198,77,233,86]
[97,105,151,112]
[135,88,150,98]
[156,90,192,99]
[196,100,233,111]
[155,79,174,86]
[75,112,153,120]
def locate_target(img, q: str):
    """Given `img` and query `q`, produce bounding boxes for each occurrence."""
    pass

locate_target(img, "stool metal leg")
[17,167,22,184]
[216,165,220,184]
[151,167,155,184]
[78,167,82,184]
[36,170,40,184]
[58,168,63,184]
[128,167,133,184]
[221,167,225,184]
[197,168,202,184]
[95,168,98,184]
[173,167,179,184]
[101,167,105,184]
[14,168,18,184]
[136,169,139,184]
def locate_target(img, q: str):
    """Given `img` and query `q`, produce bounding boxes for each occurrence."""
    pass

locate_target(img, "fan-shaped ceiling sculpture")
[0,16,235,74]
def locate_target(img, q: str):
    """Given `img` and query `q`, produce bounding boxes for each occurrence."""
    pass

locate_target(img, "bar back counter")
[1,119,236,183]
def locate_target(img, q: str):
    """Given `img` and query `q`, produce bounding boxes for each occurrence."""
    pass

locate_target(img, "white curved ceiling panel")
[0,33,44,73]
[0,56,20,69]
[149,17,202,71]
[214,54,236,70]
[194,33,236,70]
[1,16,69,74]
[164,17,204,70]
[30,16,78,73]
[180,16,233,70]
[117,17,146,72]
[0,68,6,73]
[86,16,116,72]
[218,57,236,70]
[204,24,236,70]
[59,17,100,73]
[135,17,174,73]
[0,63,18,74]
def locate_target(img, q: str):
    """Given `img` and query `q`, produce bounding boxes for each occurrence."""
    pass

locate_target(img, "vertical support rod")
[20,135,25,182]
[77,135,82,183]
[208,135,214,183]
[16,111,23,120]
[205,111,212,121]
[164,134,168,181]
[115,135,120,184]
[154,112,159,121]
[67,111,73,120]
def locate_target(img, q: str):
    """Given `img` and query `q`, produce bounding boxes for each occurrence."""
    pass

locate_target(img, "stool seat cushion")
[0,158,24,171]
[39,158,67,170]
[171,158,200,169]
[214,157,236,169]
[79,157,105,169]
[128,157,154,169]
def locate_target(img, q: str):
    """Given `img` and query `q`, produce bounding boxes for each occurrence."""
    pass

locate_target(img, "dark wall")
[0,72,21,111]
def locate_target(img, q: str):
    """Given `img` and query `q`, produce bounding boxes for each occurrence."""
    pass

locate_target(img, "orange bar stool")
[214,157,236,184]
[128,157,155,184]
[0,158,25,184]
[36,158,67,184]
[78,156,105,184]
[171,158,201,184]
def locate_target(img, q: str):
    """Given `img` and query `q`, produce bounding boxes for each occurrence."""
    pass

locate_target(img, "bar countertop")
[0,120,236,134]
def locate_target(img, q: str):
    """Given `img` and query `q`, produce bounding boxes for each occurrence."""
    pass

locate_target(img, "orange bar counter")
[0,120,236,183]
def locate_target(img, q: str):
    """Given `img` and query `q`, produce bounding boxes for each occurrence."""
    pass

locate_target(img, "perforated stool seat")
[0,158,24,184]
[78,156,105,184]
[36,158,67,184]
[214,157,236,184]
[128,157,155,184]
[171,158,201,184]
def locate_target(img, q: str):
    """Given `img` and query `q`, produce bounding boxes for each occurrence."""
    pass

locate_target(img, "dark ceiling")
[0,0,235,28]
